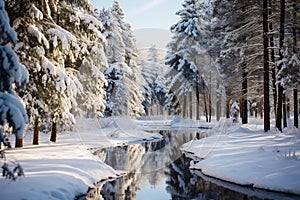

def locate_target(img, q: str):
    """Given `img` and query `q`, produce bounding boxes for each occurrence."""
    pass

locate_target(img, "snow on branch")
[27,25,49,49]
[0,0,17,44]
[0,93,28,138]
[41,56,77,95]
[79,13,105,41]
[47,25,77,50]
[41,56,56,76]
[0,46,29,89]
[28,4,43,21]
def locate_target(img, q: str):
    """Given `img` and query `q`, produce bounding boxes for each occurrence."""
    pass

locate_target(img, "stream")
[87,130,300,200]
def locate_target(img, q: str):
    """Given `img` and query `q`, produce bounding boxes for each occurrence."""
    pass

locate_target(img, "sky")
[90,0,182,30]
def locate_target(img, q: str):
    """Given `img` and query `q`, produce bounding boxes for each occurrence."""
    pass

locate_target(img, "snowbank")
[181,120,300,195]
[135,116,214,131]
[0,141,118,200]
[0,117,162,200]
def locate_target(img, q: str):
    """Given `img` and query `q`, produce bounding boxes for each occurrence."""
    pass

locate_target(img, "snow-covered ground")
[181,118,300,195]
[136,115,214,131]
[0,117,162,200]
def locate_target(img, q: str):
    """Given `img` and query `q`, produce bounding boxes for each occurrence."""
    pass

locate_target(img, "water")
[87,130,300,200]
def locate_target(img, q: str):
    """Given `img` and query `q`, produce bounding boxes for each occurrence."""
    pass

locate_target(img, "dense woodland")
[0,0,299,148]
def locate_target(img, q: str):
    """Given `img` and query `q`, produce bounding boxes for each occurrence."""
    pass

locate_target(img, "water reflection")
[166,155,268,200]
[88,131,300,200]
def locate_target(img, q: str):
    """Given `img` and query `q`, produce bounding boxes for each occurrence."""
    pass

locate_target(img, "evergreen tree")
[7,0,108,143]
[0,0,29,148]
[141,45,168,115]
[165,0,208,119]
[277,0,300,128]
[99,2,145,117]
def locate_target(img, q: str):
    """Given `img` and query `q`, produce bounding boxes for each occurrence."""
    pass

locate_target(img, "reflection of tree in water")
[165,155,264,200]
[165,155,201,199]
[99,144,145,199]
[97,130,201,199]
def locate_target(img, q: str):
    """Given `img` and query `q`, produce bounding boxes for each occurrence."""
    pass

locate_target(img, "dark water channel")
[87,130,300,200]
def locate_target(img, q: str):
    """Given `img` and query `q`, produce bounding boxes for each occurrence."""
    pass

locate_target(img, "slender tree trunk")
[263,0,270,132]
[15,137,23,148]
[255,100,258,118]
[203,85,208,122]
[277,86,283,131]
[294,88,298,128]
[183,95,187,118]
[33,117,39,145]
[242,69,248,124]
[260,98,264,119]
[50,122,57,143]
[216,81,221,121]
[196,82,200,120]
[269,0,277,117]
[150,99,154,116]
[208,72,212,123]
[226,98,230,119]
[240,98,243,121]
[189,91,193,119]
[287,98,290,119]
[276,0,285,132]
[283,93,287,128]
[208,88,212,123]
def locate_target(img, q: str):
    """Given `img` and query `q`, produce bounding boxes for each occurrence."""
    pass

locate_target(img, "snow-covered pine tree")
[213,0,265,124]
[165,0,206,119]
[98,8,127,116]
[7,0,108,143]
[7,1,78,143]
[99,2,145,117]
[276,0,300,129]
[61,4,108,119]
[141,45,168,115]
[0,0,29,148]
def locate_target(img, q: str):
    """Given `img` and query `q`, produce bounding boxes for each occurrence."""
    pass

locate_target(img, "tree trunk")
[259,98,264,119]
[208,88,212,123]
[160,105,164,116]
[269,0,277,117]
[203,84,209,122]
[196,82,200,120]
[263,0,270,132]
[15,137,23,148]
[276,0,285,132]
[145,106,149,116]
[33,117,39,145]
[216,81,221,121]
[189,91,193,119]
[240,98,243,121]
[50,122,57,143]
[242,69,248,124]
[183,95,187,118]
[287,98,290,118]
[226,98,230,119]
[294,88,298,128]
[283,93,287,128]
[276,86,283,131]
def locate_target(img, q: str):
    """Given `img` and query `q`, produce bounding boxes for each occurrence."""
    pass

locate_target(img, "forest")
[0,0,299,149]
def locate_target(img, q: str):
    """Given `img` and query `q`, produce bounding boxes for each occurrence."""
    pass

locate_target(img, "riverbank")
[181,119,300,195]
[0,117,162,200]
